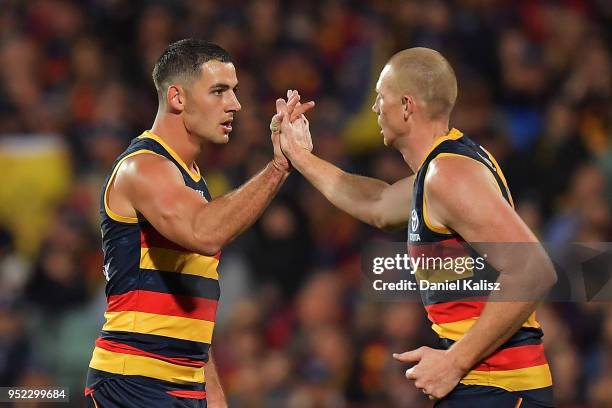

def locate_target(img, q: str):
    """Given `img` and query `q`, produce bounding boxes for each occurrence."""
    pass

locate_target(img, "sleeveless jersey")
[408,128,553,404]
[85,130,220,399]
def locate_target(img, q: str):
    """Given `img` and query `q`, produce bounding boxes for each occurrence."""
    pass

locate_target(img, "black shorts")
[86,376,207,408]
[435,384,555,408]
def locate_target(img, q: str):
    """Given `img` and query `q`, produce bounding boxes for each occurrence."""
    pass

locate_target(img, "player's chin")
[381,130,389,146]
[214,129,231,144]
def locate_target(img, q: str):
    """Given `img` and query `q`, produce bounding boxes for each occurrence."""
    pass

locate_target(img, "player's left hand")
[270,90,314,172]
[393,346,466,400]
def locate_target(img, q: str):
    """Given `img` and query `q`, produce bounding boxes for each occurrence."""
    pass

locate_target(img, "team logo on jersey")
[411,209,419,232]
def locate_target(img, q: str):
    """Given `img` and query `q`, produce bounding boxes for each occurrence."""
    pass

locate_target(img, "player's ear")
[402,95,414,121]
[166,84,185,112]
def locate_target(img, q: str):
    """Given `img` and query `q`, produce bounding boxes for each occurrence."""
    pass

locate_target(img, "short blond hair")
[387,48,457,119]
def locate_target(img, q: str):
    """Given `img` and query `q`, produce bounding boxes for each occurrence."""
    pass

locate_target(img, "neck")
[150,108,201,170]
[396,117,451,173]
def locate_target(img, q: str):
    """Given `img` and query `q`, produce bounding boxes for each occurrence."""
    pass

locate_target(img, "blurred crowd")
[0,0,611,407]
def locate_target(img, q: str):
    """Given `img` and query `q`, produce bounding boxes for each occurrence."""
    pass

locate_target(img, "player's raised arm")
[110,92,314,257]
[276,97,413,230]
[114,152,286,256]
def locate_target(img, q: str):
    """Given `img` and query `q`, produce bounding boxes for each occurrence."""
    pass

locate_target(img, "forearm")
[204,351,227,407]
[446,301,536,372]
[291,148,391,227]
[194,161,288,252]
[446,245,555,372]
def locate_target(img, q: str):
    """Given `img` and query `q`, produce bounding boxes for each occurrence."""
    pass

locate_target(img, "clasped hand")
[270,90,314,171]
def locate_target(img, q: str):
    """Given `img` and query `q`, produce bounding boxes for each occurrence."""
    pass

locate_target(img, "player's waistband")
[85,367,207,398]
[88,341,206,386]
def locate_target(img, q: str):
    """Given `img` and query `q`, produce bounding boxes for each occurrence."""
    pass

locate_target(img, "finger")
[405,366,417,380]
[286,92,301,114]
[290,101,315,121]
[393,347,427,363]
[276,98,289,116]
[287,89,292,99]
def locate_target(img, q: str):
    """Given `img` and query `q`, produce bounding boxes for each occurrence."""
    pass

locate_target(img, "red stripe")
[84,387,94,396]
[408,237,468,258]
[167,390,207,399]
[95,338,205,368]
[140,224,221,259]
[107,290,218,321]
[473,344,548,371]
[425,301,485,324]
[140,224,188,251]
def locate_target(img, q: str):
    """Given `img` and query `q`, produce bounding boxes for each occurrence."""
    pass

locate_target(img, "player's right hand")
[270,90,305,172]
[275,90,315,159]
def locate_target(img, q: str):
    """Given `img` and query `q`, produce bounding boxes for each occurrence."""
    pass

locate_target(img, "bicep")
[426,158,536,243]
[117,155,208,251]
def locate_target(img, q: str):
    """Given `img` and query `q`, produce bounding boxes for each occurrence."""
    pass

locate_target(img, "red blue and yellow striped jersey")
[86,131,219,399]
[408,128,553,405]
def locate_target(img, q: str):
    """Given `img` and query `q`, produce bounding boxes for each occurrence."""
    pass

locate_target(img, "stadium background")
[0,0,610,407]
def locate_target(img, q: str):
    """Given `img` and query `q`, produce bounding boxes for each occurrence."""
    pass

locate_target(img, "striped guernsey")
[85,130,219,399]
[408,128,553,406]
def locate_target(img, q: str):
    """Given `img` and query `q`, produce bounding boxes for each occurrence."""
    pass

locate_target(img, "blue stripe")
[106,268,220,300]
[100,331,211,362]
[439,326,543,350]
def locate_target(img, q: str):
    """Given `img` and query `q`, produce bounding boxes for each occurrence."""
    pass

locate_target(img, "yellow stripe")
[433,315,541,341]
[89,346,205,384]
[102,311,214,343]
[416,128,463,172]
[140,247,219,279]
[460,363,552,391]
[423,191,453,234]
[104,149,165,224]
[432,317,478,340]
[140,131,201,182]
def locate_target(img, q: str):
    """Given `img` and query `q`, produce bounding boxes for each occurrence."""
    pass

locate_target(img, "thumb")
[392,347,427,363]
[270,112,284,134]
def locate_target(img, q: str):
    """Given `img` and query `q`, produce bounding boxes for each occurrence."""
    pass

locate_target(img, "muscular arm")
[204,349,227,408]
[115,154,288,256]
[289,148,414,230]
[425,156,557,372]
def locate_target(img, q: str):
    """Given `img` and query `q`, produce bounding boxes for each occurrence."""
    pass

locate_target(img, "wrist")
[270,159,291,176]
[445,346,474,375]
[287,146,309,170]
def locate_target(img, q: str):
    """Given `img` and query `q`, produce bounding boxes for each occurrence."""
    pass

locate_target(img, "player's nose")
[229,93,241,112]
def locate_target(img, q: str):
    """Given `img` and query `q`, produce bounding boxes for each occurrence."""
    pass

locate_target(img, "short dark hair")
[152,39,232,101]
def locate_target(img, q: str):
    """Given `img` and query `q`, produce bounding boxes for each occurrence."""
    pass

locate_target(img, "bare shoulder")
[425,155,497,201]
[116,152,184,188]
